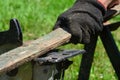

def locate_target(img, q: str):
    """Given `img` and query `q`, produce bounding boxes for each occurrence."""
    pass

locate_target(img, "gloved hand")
[53,0,106,44]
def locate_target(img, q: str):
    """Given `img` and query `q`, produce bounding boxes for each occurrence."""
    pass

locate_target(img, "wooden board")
[112,4,120,16]
[0,28,71,74]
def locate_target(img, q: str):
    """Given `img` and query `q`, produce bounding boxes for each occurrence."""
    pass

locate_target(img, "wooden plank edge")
[0,28,71,74]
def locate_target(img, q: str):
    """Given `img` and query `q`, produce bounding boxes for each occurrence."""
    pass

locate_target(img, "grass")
[0,0,120,80]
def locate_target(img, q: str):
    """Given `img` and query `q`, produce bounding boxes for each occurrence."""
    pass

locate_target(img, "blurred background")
[0,0,120,80]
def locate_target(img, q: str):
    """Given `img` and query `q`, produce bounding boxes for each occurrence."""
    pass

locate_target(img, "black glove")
[53,0,106,44]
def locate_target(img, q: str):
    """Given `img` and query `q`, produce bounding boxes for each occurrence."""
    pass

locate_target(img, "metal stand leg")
[100,27,120,79]
[78,36,98,80]
[78,26,120,79]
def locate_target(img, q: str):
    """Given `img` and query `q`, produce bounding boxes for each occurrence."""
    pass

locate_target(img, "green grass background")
[0,0,120,80]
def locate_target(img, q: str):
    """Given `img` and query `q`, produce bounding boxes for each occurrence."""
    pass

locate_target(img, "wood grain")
[0,28,71,74]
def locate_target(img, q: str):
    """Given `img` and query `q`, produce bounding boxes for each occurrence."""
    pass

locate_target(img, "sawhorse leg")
[78,27,120,80]
[100,27,120,79]
[78,36,98,80]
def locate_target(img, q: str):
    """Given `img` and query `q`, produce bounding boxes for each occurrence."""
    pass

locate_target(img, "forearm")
[98,0,120,9]
[98,0,113,9]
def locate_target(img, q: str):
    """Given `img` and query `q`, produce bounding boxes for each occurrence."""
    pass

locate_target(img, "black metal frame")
[78,22,120,80]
